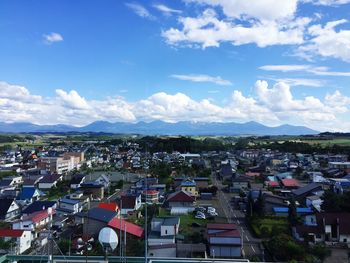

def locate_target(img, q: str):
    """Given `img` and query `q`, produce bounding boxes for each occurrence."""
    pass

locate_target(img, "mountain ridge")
[0,121,318,135]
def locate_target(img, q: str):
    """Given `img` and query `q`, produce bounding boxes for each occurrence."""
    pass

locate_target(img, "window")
[165,230,168,235]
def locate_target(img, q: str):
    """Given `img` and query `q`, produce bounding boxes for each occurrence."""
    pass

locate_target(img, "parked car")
[195,213,206,219]
[195,206,206,213]
[208,211,218,216]
[207,207,216,213]
[194,211,206,219]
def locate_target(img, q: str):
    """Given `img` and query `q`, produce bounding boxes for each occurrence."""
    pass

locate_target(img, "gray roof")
[292,183,322,196]
[87,207,116,223]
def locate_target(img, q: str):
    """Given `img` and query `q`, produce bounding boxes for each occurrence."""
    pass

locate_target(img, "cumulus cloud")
[297,20,350,62]
[187,0,298,21]
[162,8,310,48]
[43,32,63,44]
[125,2,154,19]
[171,74,232,86]
[55,89,90,110]
[1,80,350,131]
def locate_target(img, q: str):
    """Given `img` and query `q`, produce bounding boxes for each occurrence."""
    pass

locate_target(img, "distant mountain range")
[0,121,318,135]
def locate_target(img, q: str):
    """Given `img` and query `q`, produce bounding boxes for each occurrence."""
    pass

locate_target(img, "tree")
[254,190,265,217]
[267,233,305,261]
[288,197,298,227]
[58,239,70,255]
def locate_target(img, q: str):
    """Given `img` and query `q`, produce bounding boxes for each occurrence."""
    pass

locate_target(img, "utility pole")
[144,175,148,263]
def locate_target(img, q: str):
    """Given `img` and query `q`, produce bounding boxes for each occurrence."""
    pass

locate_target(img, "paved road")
[211,172,263,259]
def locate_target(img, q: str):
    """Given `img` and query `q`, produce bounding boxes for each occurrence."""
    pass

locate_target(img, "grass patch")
[250,216,288,238]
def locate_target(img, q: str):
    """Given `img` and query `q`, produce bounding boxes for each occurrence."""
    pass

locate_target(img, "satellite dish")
[98,227,118,251]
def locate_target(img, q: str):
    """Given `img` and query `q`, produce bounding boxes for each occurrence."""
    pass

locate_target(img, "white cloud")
[187,0,298,21]
[55,89,89,110]
[259,64,311,72]
[43,32,63,44]
[260,64,350,77]
[1,80,350,131]
[171,73,232,86]
[125,3,154,19]
[270,78,324,87]
[162,8,310,48]
[153,4,182,15]
[304,0,350,5]
[298,20,350,62]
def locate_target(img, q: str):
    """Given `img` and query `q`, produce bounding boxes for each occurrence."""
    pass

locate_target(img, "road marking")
[237,219,240,224]
[234,214,237,218]
[246,236,250,242]
[240,227,244,233]
[251,245,256,253]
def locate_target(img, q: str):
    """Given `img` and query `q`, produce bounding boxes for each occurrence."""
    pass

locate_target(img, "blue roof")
[59,198,80,205]
[22,201,56,214]
[17,187,41,201]
[181,180,196,187]
[273,207,313,213]
[87,207,116,223]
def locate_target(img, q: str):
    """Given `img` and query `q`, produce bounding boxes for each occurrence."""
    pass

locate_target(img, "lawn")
[250,216,288,238]
[158,208,225,241]
[300,138,350,146]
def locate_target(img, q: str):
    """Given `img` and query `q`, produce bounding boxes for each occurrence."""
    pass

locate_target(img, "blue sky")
[1,0,350,131]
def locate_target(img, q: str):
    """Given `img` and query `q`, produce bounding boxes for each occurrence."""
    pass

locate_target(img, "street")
[211,172,263,260]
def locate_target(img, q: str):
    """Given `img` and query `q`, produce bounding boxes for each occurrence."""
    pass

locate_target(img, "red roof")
[98,202,119,212]
[267,181,279,187]
[207,223,238,230]
[0,229,24,237]
[108,218,144,238]
[143,190,159,195]
[207,224,240,238]
[30,209,54,223]
[246,172,260,177]
[166,190,195,203]
[281,178,300,187]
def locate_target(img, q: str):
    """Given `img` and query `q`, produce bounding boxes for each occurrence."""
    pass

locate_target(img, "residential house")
[329,162,350,173]
[281,178,300,189]
[180,179,198,197]
[80,182,104,200]
[98,202,119,213]
[166,190,195,214]
[306,195,323,212]
[12,209,55,238]
[108,218,144,239]
[292,183,323,204]
[0,198,20,221]
[293,213,350,244]
[147,217,180,257]
[263,193,289,214]
[0,229,32,254]
[38,174,63,190]
[95,174,110,189]
[16,186,43,205]
[76,207,117,238]
[70,174,86,189]
[118,194,142,215]
[207,223,242,258]
[230,176,251,193]
[219,163,234,180]
[193,177,209,189]
[56,197,81,216]
[22,201,57,216]
[142,190,159,204]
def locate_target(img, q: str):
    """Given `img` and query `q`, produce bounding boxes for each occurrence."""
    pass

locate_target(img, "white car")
[208,211,218,216]
[207,207,216,213]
